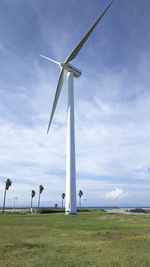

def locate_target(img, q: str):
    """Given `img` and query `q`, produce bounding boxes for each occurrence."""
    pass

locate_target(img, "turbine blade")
[47,69,65,133]
[65,1,113,64]
[40,55,60,66]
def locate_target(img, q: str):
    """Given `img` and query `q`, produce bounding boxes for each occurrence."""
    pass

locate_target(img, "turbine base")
[65,211,77,215]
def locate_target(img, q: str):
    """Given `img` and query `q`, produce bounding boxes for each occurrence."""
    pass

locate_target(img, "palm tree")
[78,190,83,208]
[61,193,65,209]
[3,178,12,213]
[38,185,44,210]
[31,190,36,213]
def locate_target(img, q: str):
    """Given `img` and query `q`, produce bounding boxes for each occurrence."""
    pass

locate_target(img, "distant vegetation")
[1,179,86,213]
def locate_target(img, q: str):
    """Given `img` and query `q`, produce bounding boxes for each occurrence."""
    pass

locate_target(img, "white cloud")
[103,188,129,200]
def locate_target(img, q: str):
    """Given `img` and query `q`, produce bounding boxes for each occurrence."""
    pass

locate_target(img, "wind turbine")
[41,1,113,214]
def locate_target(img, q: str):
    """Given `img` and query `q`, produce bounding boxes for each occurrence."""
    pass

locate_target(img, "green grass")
[0,210,150,267]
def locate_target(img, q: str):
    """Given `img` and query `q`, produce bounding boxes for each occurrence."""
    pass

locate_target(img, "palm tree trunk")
[2,187,7,213]
[38,191,40,210]
[31,196,33,213]
[79,196,81,208]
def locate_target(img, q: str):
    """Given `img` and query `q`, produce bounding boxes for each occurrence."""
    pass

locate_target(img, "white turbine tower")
[41,1,113,214]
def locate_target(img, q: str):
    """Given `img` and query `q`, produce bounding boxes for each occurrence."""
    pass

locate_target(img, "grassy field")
[0,210,150,267]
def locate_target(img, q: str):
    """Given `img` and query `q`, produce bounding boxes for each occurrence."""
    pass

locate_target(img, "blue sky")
[0,0,150,208]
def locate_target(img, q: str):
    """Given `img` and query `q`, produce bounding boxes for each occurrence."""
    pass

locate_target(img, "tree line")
[1,178,84,212]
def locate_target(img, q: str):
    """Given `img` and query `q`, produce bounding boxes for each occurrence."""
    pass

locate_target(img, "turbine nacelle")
[60,62,81,78]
